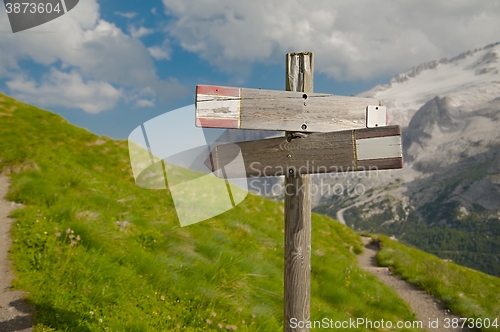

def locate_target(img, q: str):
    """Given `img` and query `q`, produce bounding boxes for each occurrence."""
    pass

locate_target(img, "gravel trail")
[358,236,472,332]
[0,174,33,332]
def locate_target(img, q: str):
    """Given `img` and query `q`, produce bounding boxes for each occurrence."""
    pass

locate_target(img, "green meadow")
[0,93,421,331]
[0,92,498,331]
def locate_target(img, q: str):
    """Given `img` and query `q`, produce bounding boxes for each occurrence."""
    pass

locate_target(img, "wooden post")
[284,52,313,332]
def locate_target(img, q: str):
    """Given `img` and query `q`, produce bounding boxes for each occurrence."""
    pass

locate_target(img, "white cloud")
[129,25,155,38]
[0,0,188,113]
[135,99,155,108]
[148,44,171,61]
[7,70,122,114]
[162,0,500,80]
[115,11,137,19]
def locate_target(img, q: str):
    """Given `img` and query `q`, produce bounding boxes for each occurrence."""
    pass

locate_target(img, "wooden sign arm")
[196,85,386,132]
[205,125,402,178]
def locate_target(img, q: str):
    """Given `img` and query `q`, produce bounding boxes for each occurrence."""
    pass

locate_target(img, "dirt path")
[358,236,472,332]
[0,174,33,332]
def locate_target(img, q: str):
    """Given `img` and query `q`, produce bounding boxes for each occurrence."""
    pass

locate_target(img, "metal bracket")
[366,105,387,128]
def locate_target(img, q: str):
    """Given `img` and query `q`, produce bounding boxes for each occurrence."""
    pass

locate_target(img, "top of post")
[286,52,313,93]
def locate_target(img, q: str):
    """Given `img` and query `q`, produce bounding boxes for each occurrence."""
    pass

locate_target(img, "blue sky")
[1,0,499,139]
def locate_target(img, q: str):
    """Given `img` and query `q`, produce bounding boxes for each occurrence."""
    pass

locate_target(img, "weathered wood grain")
[284,51,312,332]
[205,125,403,178]
[195,84,383,132]
[284,174,311,332]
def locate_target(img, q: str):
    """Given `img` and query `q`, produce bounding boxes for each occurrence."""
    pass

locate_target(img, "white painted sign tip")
[366,105,387,128]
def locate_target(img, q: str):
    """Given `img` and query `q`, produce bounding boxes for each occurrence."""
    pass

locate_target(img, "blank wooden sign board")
[205,126,402,178]
[196,85,388,132]
[195,52,402,332]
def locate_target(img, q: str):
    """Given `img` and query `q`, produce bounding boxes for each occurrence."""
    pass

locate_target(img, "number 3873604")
[5,2,62,14]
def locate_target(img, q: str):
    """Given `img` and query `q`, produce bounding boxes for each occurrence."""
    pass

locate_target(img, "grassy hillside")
[0,93,423,331]
[376,236,500,332]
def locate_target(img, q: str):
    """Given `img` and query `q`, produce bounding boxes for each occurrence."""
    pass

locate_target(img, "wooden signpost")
[195,52,402,332]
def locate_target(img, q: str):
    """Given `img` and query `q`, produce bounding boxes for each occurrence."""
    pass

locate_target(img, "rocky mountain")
[314,42,500,276]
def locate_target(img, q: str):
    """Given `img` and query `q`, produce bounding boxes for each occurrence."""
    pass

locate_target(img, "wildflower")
[90,311,94,315]
[160,296,165,301]
[218,323,223,328]
[251,313,256,318]
[211,312,217,317]
[70,240,77,246]
[66,228,71,234]
[99,319,103,323]
[44,232,48,235]
[69,234,75,239]
[236,307,242,312]
[242,320,245,324]
[76,235,81,241]
[55,232,61,237]
[206,319,212,324]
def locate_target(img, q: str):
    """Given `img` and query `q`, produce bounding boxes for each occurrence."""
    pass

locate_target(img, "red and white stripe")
[196,85,241,129]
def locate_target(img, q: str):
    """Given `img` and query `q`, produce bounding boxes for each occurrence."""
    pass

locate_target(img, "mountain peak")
[390,42,500,85]
[360,42,500,116]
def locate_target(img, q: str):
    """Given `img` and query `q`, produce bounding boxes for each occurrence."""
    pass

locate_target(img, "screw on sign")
[196,52,403,331]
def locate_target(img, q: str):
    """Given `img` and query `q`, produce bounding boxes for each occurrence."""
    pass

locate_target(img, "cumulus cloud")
[7,70,122,113]
[0,0,188,113]
[135,99,155,108]
[148,44,171,61]
[129,25,155,38]
[115,11,137,19]
[162,0,500,80]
